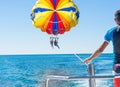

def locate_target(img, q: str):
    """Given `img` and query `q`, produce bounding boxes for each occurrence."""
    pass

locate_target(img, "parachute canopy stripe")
[76,11,79,19]
[50,0,59,9]
[53,12,59,34]
[34,8,52,13]
[46,12,54,34]
[58,7,76,12]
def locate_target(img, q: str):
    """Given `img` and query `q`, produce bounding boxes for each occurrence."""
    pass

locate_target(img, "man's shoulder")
[107,27,117,33]
[109,27,117,30]
[104,27,117,42]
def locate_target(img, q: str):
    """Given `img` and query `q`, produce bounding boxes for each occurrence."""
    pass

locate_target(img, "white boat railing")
[45,63,120,87]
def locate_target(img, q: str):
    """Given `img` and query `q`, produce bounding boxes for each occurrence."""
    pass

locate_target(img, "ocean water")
[0,53,114,87]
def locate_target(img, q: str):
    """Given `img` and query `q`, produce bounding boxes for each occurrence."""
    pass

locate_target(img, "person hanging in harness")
[50,36,54,48]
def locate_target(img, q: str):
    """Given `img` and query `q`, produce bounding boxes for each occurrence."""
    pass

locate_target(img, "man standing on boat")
[83,9,120,87]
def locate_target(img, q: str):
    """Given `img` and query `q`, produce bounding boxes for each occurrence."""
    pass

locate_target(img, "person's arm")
[83,41,109,63]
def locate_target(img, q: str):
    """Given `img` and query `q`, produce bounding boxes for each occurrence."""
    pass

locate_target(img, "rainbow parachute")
[31,0,79,35]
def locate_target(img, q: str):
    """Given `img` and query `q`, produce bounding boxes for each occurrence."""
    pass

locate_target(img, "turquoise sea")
[0,53,114,87]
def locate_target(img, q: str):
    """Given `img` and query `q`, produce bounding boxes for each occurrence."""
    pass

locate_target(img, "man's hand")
[83,57,92,63]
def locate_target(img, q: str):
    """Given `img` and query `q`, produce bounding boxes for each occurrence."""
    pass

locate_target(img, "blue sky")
[0,0,120,54]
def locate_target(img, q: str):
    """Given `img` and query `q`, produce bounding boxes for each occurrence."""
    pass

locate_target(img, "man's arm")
[83,41,109,63]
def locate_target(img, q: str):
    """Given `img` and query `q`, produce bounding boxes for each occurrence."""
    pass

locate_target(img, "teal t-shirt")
[104,26,120,64]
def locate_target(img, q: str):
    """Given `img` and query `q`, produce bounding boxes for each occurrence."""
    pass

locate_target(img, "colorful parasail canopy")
[31,0,79,35]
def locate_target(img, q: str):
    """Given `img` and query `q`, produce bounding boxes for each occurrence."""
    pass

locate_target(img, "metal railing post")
[45,79,49,87]
[88,63,96,87]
